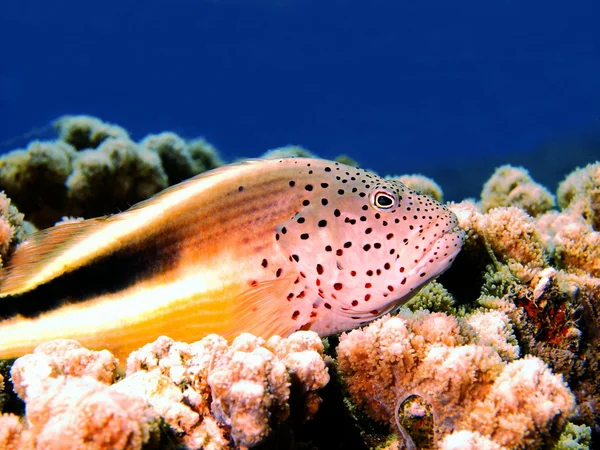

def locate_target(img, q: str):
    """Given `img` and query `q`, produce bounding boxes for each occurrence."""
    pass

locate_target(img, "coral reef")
[557,162,600,230]
[480,164,556,217]
[0,116,599,448]
[337,311,575,449]
[387,174,444,202]
[261,145,317,160]
[54,115,130,150]
[553,422,592,450]
[481,165,556,217]
[0,333,329,449]
[0,192,34,266]
[0,115,223,228]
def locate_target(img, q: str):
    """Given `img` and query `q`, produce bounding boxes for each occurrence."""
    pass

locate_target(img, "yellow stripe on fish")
[0,158,464,360]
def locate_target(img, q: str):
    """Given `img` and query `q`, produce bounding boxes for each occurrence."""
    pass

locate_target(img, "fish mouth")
[411,218,465,280]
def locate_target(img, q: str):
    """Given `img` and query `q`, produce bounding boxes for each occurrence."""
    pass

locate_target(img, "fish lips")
[391,223,465,307]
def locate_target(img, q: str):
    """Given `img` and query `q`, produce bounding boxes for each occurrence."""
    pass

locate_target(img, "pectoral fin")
[228,277,302,339]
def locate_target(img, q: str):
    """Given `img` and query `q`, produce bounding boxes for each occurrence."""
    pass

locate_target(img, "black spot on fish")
[300,233,309,240]
[318,220,327,227]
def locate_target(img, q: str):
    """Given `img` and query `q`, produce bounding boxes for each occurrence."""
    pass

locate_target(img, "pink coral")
[2,331,329,449]
[125,331,329,449]
[337,310,575,449]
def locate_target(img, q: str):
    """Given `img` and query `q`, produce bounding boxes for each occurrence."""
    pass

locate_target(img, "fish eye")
[371,189,397,211]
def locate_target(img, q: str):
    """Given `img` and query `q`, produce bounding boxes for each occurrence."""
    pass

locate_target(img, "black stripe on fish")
[0,237,179,320]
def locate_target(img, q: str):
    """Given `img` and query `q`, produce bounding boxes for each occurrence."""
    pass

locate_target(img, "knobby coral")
[386,174,444,203]
[0,115,223,228]
[480,165,555,217]
[0,333,329,450]
[337,311,575,449]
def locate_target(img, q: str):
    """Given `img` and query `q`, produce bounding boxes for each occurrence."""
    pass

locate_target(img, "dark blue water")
[1,0,599,193]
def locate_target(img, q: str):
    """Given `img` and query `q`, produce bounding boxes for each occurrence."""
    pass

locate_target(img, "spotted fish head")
[276,160,464,335]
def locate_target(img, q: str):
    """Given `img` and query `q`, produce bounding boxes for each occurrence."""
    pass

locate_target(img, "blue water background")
[1,0,599,198]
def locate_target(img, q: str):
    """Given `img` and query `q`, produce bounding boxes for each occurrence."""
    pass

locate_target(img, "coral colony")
[0,115,598,449]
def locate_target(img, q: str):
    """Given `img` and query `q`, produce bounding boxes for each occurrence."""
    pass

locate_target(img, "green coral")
[0,116,223,228]
[479,263,519,299]
[262,145,316,159]
[0,140,75,228]
[54,115,129,150]
[480,165,555,217]
[334,155,359,167]
[66,138,169,218]
[389,174,444,203]
[557,162,600,230]
[552,422,591,450]
[140,133,223,184]
[406,281,456,314]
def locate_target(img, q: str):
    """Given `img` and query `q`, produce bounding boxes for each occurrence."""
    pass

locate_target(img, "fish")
[0,158,464,360]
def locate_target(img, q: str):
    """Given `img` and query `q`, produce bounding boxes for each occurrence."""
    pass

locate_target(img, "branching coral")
[480,165,556,217]
[337,311,575,449]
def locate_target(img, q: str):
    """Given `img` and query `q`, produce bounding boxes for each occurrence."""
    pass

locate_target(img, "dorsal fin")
[0,218,108,297]
[0,158,298,299]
